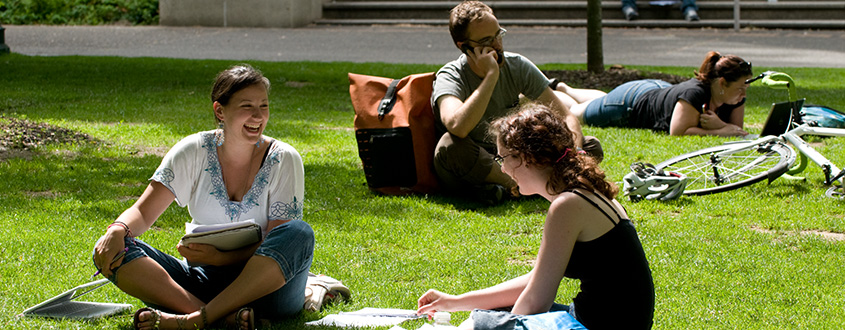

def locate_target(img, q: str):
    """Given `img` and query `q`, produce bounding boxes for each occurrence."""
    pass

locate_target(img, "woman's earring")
[216,121,225,147]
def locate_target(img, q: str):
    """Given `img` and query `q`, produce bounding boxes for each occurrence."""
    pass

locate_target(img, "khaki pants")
[432,133,603,195]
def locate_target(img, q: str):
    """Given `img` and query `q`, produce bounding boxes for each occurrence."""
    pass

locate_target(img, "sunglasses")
[745,69,784,85]
[738,61,753,80]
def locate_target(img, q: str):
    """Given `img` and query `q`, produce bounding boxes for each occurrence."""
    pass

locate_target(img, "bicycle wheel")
[655,140,796,196]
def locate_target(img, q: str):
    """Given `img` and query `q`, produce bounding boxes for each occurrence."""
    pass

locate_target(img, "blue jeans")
[471,303,587,330]
[621,0,698,12]
[583,79,671,127]
[96,220,314,320]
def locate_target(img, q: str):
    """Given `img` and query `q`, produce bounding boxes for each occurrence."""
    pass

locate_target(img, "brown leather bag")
[349,72,439,195]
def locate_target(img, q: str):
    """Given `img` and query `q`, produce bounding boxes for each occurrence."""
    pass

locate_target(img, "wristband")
[108,221,132,238]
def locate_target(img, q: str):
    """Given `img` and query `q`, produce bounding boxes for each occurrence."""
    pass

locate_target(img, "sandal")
[134,306,207,330]
[304,272,351,312]
[234,307,255,330]
[133,307,161,330]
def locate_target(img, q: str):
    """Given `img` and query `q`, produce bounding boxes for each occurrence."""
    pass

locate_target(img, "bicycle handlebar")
[747,71,798,102]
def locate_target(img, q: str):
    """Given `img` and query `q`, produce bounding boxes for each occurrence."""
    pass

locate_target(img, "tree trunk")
[586,0,604,73]
[0,24,10,54]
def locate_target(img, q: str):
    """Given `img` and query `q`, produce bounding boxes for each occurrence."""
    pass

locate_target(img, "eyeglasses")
[466,27,507,47]
[493,153,513,166]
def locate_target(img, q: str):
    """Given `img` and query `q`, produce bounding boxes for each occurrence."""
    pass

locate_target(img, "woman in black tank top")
[554,51,753,137]
[416,103,654,330]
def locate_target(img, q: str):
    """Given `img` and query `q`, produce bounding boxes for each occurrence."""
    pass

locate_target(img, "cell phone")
[461,43,473,55]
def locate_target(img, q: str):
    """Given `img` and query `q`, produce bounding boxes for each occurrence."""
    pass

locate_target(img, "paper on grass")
[306,308,425,327]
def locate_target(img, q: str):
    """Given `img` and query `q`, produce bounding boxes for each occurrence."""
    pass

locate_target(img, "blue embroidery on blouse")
[270,197,303,222]
[201,132,298,222]
[151,168,175,190]
[151,166,177,198]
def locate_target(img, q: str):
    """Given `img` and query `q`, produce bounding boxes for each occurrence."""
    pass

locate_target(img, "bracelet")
[108,221,132,238]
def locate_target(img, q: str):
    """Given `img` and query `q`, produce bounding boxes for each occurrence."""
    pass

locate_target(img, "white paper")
[306,308,424,327]
[185,219,256,234]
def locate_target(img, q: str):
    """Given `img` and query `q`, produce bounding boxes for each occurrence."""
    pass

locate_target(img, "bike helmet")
[623,162,688,202]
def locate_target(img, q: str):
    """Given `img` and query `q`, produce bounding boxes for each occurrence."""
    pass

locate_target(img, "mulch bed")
[0,116,97,161]
[543,65,688,90]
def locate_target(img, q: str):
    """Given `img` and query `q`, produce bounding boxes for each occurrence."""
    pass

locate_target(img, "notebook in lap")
[18,278,133,320]
[760,99,805,137]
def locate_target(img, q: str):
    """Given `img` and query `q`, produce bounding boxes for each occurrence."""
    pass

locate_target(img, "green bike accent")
[760,72,797,102]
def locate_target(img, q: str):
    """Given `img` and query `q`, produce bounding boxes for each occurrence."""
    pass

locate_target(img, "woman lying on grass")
[417,103,655,330]
[92,64,313,330]
[554,51,753,137]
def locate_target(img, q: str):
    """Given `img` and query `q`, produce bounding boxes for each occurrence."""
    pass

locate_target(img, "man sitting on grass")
[431,1,603,205]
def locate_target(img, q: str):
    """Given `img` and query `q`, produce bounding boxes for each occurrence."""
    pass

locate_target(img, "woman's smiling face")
[215,83,269,145]
[496,139,550,197]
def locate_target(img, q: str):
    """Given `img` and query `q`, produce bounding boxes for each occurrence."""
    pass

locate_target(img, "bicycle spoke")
[656,141,795,195]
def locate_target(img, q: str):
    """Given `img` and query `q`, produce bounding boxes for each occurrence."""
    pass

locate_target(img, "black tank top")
[562,190,655,330]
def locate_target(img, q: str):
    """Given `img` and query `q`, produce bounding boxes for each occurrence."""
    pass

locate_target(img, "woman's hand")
[177,242,221,266]
[178,240,261,266]
[417,289,461,315]
[699,109,727,130]
[719,124,749,136]
[92,227,127,278]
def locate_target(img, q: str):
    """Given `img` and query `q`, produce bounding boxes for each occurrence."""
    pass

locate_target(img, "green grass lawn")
[1,54,844,329]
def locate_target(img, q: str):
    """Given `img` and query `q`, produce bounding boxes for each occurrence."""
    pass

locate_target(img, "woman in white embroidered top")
[92,64,313,330]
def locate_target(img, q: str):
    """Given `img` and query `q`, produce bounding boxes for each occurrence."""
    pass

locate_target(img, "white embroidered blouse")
[150,131,304,235]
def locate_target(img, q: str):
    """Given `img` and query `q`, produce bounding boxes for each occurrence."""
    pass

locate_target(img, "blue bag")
[471,309,587,330]
[800,104,845,128]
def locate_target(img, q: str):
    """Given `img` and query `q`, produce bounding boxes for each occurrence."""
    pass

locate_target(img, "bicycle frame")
[782,124,845,186]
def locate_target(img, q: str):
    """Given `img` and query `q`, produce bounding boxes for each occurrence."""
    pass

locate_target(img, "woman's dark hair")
[695,51,753,83]
[449,1,493,46]
[211,64,271,122]
[490,103,618,199]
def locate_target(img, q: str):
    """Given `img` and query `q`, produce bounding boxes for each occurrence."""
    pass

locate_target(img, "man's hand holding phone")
[462,44,500,78]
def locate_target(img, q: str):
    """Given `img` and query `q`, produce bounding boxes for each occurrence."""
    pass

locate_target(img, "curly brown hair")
[490,103,618,199]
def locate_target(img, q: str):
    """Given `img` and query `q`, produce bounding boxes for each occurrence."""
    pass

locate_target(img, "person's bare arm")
[538,88,584,148]
[417,273,532,314]
[511,196,581,315]
[93,181,175,278]
[439,46,501,138]
[670,100,747,137]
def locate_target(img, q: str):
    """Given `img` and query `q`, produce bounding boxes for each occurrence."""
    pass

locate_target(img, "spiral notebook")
[18,278,132,320]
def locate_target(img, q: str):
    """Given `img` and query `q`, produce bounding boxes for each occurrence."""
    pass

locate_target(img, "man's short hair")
[449,1,494,45]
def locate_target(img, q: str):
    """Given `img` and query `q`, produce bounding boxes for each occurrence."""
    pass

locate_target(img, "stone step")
[319,1,845,28]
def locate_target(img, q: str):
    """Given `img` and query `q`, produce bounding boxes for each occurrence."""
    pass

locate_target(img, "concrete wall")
[160,0,324,28]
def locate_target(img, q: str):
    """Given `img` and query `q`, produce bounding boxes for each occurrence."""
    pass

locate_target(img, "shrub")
[0,0,159,25]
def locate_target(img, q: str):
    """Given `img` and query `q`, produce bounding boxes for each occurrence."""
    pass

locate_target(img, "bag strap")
[378,78,401,120]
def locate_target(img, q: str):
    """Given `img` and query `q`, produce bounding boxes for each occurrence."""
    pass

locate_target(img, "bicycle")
[653,71,845,199]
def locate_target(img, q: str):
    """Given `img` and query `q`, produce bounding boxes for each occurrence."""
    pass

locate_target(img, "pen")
[92,247,129,278]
